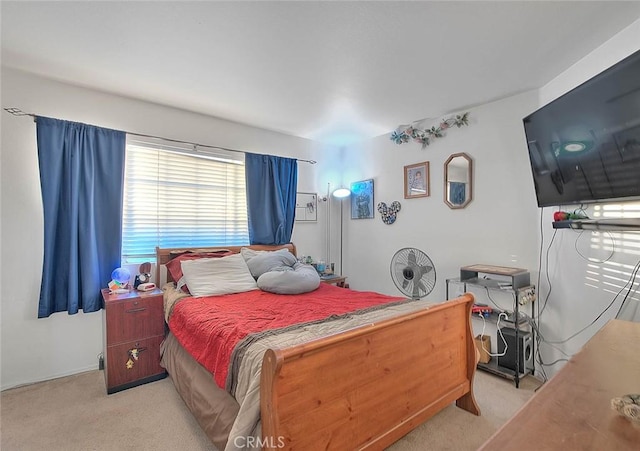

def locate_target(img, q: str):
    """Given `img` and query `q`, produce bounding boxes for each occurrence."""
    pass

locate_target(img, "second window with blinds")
[122,136,250,263]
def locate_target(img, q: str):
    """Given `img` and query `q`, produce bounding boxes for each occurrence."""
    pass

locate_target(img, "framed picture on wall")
[350,179,374,219]
[295,192,317,222]
[404,161,430,199]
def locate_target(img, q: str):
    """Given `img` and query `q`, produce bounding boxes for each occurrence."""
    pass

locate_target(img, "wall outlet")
[517,286,536,306]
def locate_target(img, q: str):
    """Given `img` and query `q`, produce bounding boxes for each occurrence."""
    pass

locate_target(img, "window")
[122,136,249,262]
[585,203,640,321]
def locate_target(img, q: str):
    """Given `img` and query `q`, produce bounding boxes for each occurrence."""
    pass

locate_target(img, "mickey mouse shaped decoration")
[378,201,402,225]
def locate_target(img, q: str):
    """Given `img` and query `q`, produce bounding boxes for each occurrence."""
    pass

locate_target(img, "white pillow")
[180,253,258,297]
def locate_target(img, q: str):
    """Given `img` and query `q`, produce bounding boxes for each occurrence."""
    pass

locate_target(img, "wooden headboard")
[155,243,297,286]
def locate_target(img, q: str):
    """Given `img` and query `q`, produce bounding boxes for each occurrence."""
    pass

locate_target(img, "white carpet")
[1,369,541,450]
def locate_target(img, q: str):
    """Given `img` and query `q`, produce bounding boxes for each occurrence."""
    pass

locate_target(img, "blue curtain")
[36,117,126,318]
[245,153,297,245]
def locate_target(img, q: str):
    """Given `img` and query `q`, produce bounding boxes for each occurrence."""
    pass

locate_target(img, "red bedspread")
[169,283,403,389]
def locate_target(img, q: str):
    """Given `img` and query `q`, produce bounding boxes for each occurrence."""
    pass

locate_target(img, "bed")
[156,243,480,451]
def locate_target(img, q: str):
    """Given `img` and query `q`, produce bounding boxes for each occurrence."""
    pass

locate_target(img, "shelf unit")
[552,218,640,231]
[446,264,536,388]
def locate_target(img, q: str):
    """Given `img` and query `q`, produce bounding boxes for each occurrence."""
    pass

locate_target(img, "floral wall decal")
[390,112,470,149]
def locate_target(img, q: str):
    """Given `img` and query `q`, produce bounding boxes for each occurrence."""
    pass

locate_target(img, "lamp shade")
[332,187,351,198]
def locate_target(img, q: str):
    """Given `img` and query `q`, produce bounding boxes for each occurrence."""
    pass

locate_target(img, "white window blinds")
[122,136,249,262]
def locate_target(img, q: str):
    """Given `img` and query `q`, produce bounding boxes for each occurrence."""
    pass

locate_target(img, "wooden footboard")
[261,293,480,450]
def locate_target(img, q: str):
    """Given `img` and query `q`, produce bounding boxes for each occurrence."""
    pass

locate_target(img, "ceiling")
[2,1,640,145]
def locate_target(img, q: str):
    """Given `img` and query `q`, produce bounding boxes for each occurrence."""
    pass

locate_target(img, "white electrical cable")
[478,312,509,357]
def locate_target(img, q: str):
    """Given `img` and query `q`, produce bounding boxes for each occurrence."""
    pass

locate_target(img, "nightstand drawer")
[105,296,164,344]
[105,335,165,389]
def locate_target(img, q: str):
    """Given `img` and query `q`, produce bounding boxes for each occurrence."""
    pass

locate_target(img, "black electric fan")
[390,248,436,300]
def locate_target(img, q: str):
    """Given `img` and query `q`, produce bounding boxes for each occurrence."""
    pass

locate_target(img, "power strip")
[517,286,536,306]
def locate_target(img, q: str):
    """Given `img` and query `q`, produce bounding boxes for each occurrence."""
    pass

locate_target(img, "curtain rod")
[3,107,317,164]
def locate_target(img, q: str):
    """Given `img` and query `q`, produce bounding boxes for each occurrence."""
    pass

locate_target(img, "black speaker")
[497,327,533,373]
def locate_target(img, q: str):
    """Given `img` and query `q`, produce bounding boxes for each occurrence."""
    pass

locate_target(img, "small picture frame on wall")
[350,179,374,219]
[295,192,317,222]
[404,161,430,199]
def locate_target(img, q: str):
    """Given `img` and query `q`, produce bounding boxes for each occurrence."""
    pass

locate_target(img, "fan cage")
[390,247,436,299]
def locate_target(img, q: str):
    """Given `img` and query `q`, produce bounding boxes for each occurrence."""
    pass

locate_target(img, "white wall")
[339,17,640,381]
[0,67,334,390]
[342,90,541,297]
[338,91,541,361]
[533,19,640,378]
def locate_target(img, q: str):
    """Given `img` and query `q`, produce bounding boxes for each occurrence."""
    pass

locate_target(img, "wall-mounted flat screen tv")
[523,49,640,207]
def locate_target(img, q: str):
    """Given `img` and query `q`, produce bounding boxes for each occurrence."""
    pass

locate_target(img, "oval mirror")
[444,153,473,209]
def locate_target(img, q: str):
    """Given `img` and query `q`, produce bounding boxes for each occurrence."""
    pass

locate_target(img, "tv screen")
[523,49,640,207]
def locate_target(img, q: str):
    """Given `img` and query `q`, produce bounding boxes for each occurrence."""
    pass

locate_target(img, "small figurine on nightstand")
[325,263,335,275]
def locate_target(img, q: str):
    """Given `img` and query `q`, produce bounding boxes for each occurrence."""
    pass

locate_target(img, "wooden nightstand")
[320,275,348,288]
[102,288,166,394]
